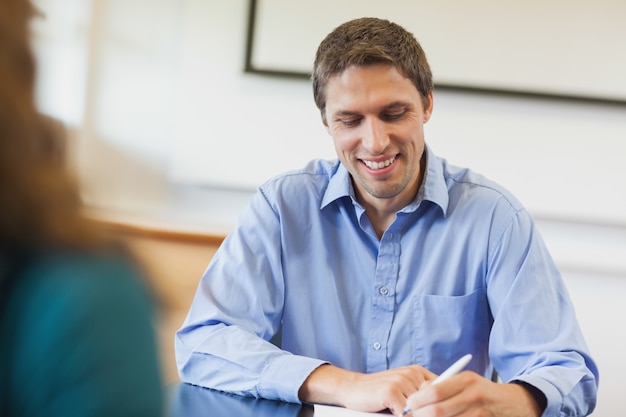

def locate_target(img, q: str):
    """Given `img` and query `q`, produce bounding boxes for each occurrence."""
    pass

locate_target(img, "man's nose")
[362,118,389,154]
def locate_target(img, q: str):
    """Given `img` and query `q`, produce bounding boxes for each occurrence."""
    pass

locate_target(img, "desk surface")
[168,382,314,417]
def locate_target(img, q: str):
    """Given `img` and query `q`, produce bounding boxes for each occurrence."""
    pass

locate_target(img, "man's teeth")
[364,157,395,170]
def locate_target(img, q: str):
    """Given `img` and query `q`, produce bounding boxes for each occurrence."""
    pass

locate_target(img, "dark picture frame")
[244,0,626,106]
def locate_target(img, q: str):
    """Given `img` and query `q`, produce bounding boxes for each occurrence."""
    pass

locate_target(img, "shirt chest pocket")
[411,288,492,375]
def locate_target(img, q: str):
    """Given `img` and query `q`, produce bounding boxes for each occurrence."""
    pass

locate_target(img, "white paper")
[313,404,392,416]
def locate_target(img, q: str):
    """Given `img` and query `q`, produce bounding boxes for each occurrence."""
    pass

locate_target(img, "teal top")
[0,251,164,416]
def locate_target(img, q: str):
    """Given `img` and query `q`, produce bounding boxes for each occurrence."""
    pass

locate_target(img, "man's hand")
[298,364,437,415]
[401,371,544,417]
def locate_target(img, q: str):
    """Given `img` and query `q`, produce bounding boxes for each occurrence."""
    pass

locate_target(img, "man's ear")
[423,92,434,123]
[322,113,331,134]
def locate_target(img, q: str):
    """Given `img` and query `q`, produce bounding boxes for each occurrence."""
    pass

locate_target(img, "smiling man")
[176,18,598,417]
[323,64,432,238]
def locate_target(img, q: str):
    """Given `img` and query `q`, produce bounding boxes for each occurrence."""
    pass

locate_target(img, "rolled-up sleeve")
[175,189,327,403]
[486,208,598,416]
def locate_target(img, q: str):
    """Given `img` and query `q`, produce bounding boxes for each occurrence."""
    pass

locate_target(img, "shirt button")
[373,342,382,350]
[379,286,389,295]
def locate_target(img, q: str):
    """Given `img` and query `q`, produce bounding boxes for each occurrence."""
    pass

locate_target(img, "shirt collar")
[321,162,353,209]
[320,144,450,216]
[417,145,449,216]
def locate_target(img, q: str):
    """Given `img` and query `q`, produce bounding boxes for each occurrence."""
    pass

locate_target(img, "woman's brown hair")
[0,0,103,251]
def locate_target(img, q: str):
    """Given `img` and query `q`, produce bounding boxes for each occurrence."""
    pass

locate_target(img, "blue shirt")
[175,145,598,416]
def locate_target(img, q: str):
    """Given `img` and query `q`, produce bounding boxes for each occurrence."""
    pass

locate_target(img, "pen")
[401,354,473,415]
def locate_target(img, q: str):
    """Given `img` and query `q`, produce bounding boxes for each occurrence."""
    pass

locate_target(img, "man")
[176,17,598,416]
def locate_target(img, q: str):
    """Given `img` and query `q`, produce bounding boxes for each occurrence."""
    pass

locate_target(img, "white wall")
[33,0,626,225]
[564,270,626,416]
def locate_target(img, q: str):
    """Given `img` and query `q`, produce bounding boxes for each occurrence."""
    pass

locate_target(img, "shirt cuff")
[258,354,328,403]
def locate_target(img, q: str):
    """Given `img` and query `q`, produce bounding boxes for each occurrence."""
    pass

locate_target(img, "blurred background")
[30,0,625,415]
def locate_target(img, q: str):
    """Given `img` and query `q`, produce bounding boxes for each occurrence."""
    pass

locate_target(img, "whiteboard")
[248,0,626,103]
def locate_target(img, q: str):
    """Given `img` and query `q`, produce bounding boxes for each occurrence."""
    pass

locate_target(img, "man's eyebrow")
[382,101,412,111]
[332,110,361,118]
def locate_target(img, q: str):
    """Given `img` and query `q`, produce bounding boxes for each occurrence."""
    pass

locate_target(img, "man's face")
[323,64,433,210]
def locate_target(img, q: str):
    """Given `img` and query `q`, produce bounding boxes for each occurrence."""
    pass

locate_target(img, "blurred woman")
[0,1,164,415]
